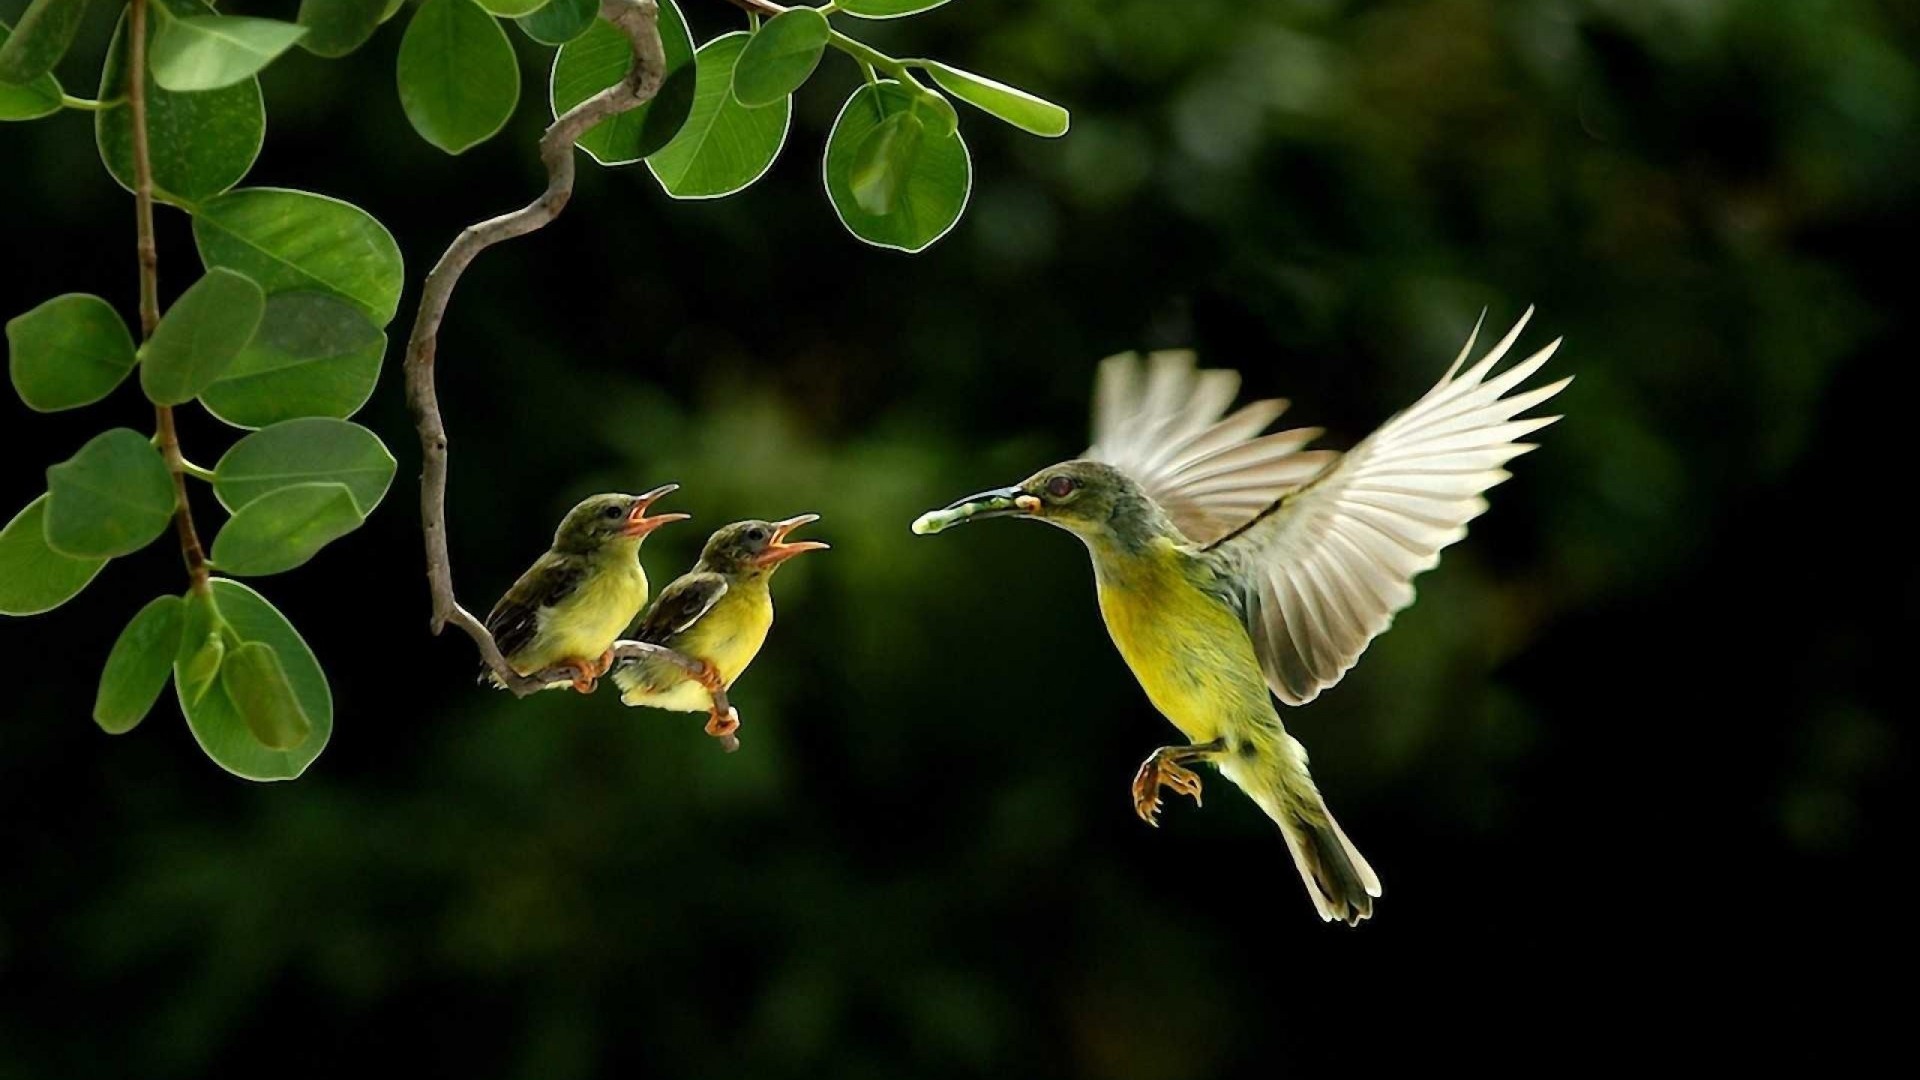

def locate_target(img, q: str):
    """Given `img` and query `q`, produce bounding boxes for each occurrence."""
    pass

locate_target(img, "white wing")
[1087,350,1336,546]
[1208,309,1570,706]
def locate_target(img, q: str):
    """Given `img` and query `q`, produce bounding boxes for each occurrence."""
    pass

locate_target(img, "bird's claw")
[1132,750,1205,827]
[705,705,740,739]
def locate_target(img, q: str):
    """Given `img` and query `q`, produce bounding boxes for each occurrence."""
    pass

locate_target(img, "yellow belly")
[523,566,647,672]
[1095,548,1272,743]
[618,588,773,712]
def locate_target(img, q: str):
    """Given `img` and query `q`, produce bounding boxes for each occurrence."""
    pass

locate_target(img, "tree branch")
[404,0,672,697]
[130,0,210,597]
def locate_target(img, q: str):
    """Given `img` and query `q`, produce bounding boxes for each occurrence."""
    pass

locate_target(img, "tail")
[1221,731,1381,926]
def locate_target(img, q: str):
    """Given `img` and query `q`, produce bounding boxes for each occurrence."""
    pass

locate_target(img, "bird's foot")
[1131,742,1220,827]
[705,705,742,754]
[556,657,600,694]
[691,659,725,694]
[589,649,616,678]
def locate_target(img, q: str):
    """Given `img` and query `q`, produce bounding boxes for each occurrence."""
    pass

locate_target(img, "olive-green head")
[911,459,1162,544]
[552,486,689,555]
[696,515,830,578]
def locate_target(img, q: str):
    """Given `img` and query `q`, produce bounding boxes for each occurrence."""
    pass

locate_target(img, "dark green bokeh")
[1,0,1910,1073]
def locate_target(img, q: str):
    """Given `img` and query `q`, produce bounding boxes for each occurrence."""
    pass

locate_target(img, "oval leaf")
[516,0,593,46]
[221,641,313,749]
[824,80,972,253]
[7,293,137,412]
[210,482,364,576]
[192,187,405,327]
[551,1,696,166]
[0,20,64,121]
[476,0,547,15]
[837,0,952,18]
[199,292,384,428]
[151,16,308,92]
[94,595,185,734]
[214,417,396,515]
[398,0,520,155]
[731,7,829,109]
[297,0,388,58]
[0,0,87,83]
[174,589,226,706]
[178,579,332,780]
[96,1,265,204]
[44,428,177,559]
[0,495,106,616]
[647,32,791,199]
[850,111,924,216]
[922,61,1070,137]
[139,268,266,406]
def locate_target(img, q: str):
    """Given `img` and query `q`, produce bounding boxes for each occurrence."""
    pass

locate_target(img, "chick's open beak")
[755,513,829,567]
[910,486,1040,535]
[623,483,691,537]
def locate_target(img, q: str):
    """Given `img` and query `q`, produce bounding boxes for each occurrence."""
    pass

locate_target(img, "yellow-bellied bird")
[612,516,828,740]
[482,487,689,693]
[912,310,1568,925]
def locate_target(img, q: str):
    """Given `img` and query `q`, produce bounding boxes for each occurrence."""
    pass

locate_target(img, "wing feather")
[1208,309,1568,705]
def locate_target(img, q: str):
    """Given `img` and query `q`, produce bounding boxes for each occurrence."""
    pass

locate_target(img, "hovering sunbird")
[482,487,689,693]
[912,310,1568,924]
[612,516,829,742]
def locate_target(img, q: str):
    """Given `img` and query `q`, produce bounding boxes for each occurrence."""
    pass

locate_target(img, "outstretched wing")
[1086,349,1336,546]
[632,573,729,646]
[1207,309,1570,706]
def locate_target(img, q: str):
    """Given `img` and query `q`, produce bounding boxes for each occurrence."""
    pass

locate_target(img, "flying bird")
[912,310,1568,924]
[482,487,689,693]
[612,515,828,743]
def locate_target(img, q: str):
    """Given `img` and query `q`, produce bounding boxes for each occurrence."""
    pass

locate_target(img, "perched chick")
[913,310,1569,925]
[482,487,689,693]
[611,515,827,739]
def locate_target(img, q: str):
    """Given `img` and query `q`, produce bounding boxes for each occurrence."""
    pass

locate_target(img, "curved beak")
[623,483,691,538]
[911,486,1040,535]
[754,513,829,567]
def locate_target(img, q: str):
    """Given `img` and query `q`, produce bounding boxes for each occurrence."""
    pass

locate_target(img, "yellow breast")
[530,564,648,670]
[679,584,773,688]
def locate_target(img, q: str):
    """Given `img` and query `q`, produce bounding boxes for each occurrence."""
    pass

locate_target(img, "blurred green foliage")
[1,0,1911,1074]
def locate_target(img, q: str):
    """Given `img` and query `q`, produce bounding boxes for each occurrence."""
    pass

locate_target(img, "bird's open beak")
[754,513,829,567]
[910,486,1040,535]
[623,483,691,537]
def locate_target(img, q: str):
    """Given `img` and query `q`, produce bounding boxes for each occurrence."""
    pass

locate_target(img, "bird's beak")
[755,513,829,567]
[911,486,1040,535]
[623,483,691,537]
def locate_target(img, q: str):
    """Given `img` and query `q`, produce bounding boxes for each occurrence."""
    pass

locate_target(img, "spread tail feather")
[1222,732,1382,926]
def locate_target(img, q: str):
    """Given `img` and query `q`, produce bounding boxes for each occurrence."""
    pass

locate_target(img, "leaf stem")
[178,456,218,482]
[61,94,123,111]
[129,0,211,597]
[828,29,922,88]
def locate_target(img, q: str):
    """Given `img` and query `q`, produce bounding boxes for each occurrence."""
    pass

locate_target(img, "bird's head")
[912,459,1160,546]
[552,487,689,554]
[697,515,830,579]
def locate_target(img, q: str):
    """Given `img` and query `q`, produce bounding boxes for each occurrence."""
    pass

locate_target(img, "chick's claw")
[705,705,740,739]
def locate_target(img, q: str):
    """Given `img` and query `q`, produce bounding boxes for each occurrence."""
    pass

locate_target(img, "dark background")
[2,0,1911,1074]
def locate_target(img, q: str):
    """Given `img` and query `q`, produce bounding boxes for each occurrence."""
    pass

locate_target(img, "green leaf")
[199,292,384,428]
[0,495,106,616]
[221,641,312,749]
[0,0,87,84]
[837,0,952,18]
[824,80,972,253]
[150,16,307,92]
[397,0,520,155]
[7,293,137,412]
[551,2,695,166]
[178,579,332,780]
[44,428,177,559]
[0,20,64,121]
[192,187,405,326]
[475,0,547,16]
[214,417,396,515]
[647,33,791,199]
[96,0,265,204]
[296,0,388,58]
[515,0,593,46]
[138,268,266,406]
[210,482,364,576]
[850,111,923,216]
[922,60,1070,137]
[174,589,226,706]
[94,595,184,734]
[731,7,829,109]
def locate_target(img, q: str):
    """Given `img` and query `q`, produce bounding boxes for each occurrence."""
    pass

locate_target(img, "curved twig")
[403,0,668,697]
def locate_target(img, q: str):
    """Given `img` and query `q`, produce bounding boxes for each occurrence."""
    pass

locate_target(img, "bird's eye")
[603,505,624,520]
[1046,475,1078,499]
[746,527,768,544]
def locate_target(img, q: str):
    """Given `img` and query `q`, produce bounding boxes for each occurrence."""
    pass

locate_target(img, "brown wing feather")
[480,553,587,681]
[632,573,729,647]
